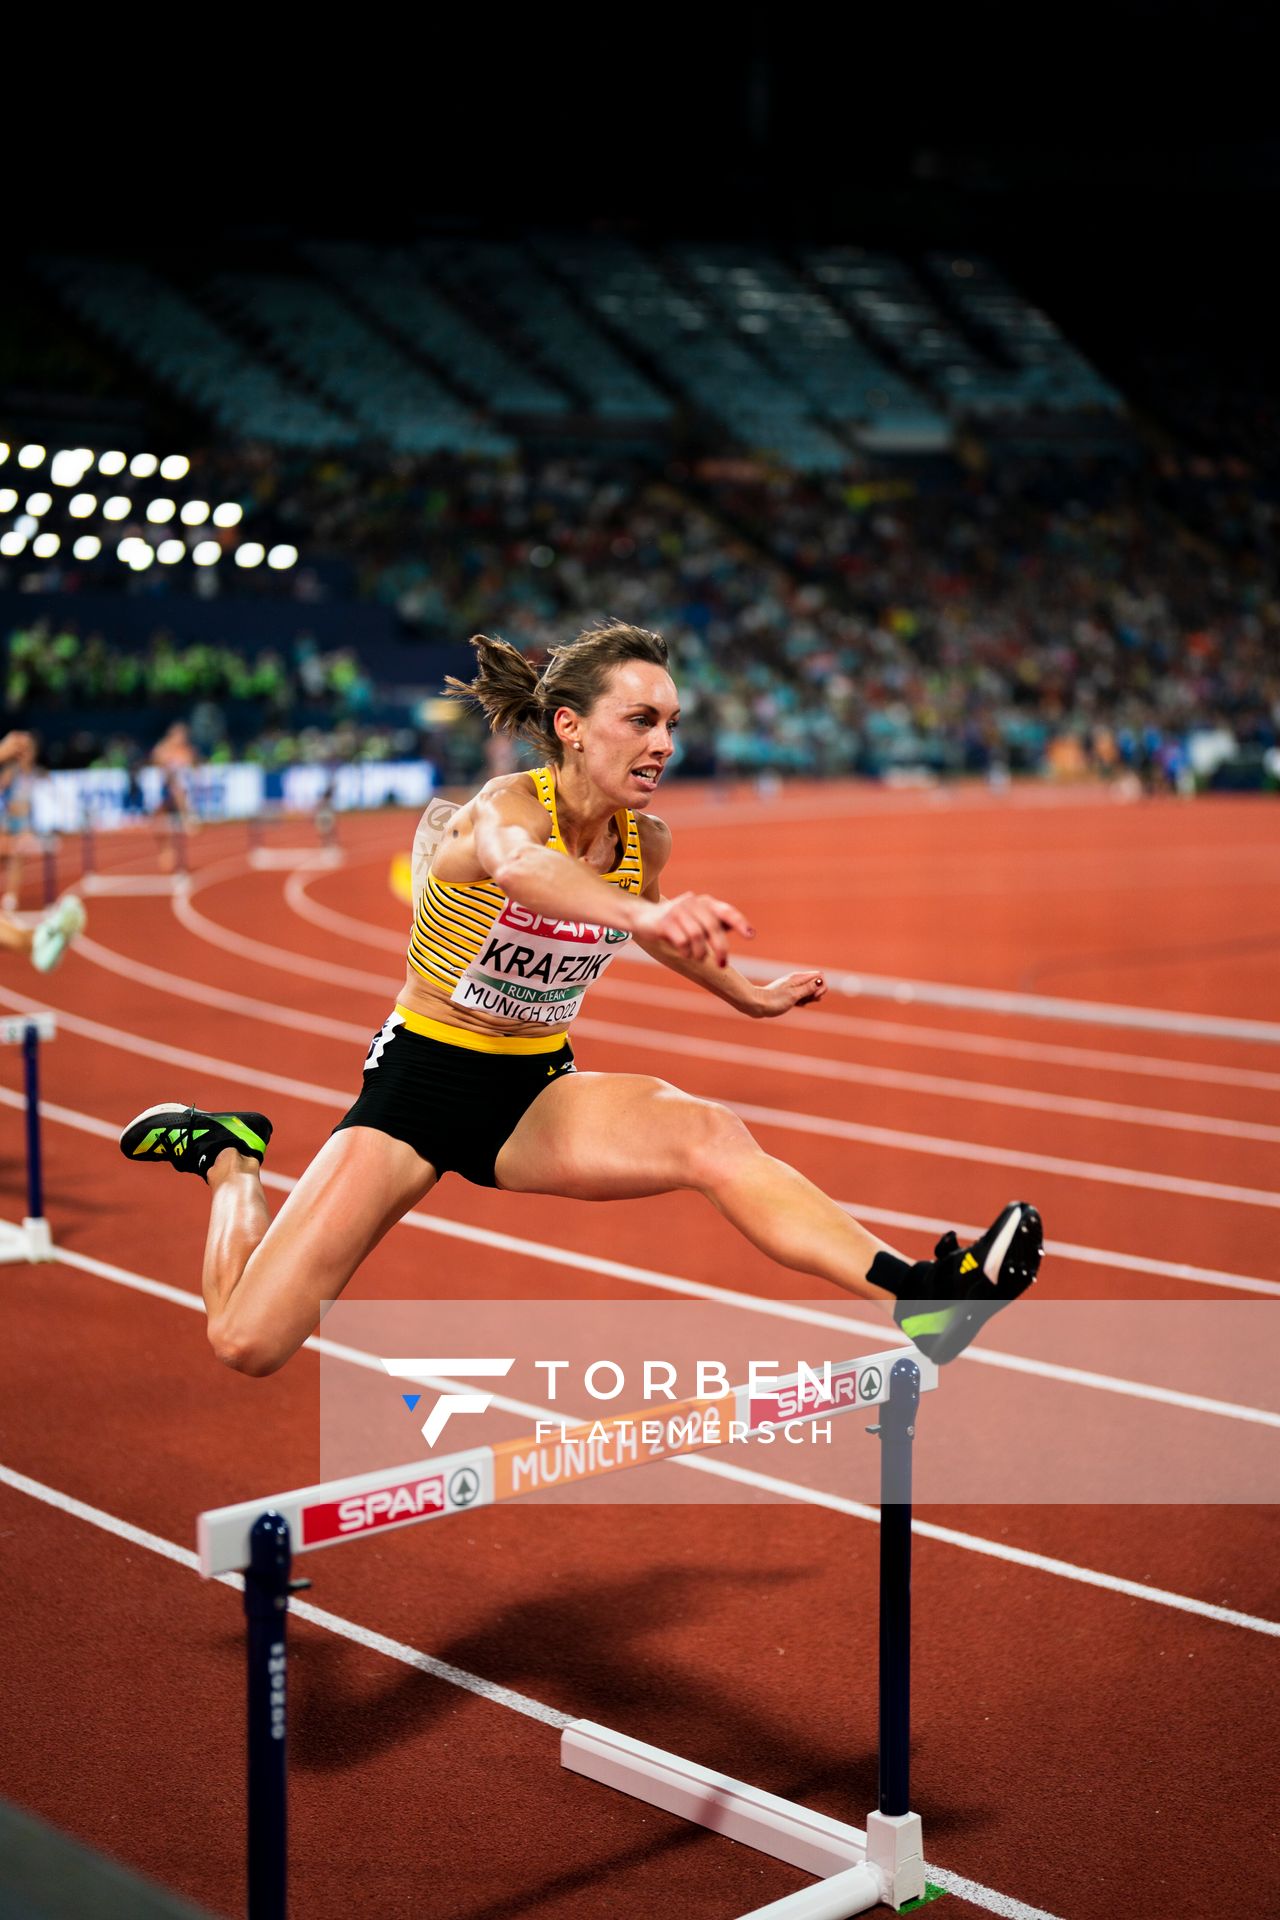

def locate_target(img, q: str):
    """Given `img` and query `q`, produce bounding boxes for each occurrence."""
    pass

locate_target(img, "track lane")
[10,783,1280,1920]
[54,871,1280,1282]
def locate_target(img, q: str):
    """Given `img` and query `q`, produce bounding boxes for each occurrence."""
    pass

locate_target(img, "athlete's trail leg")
[202,1128,438,1375]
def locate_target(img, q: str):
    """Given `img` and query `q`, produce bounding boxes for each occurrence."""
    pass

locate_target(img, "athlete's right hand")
[632,892,755,967]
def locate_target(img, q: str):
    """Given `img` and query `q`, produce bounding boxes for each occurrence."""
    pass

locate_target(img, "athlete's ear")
[553,706,582,755]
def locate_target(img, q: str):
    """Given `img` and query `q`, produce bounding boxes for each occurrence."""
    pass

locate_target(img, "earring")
[574,742,583,752]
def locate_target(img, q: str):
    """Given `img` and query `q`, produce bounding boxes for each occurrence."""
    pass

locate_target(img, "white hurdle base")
[80,872,191,896]
[738,1861,883,1919]
[248,846,343,870]
[561,1721,925,1913]
[0,1216,53,1264]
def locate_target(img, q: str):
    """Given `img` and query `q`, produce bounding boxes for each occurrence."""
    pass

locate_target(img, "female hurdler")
[120,623,1042,1375]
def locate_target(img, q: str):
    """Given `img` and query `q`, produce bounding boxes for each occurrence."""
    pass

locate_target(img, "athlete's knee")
[207,1312,290,1378]
[682,1100,759,1190]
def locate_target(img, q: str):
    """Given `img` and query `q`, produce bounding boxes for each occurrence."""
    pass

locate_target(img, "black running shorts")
[333,1013,577,1186]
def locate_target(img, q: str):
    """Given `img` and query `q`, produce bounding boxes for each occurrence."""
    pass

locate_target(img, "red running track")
[1,783,1279,1920]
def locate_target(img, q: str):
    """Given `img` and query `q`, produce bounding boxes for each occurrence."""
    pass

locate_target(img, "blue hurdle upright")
[1,1013,56,1264]
[201,1350,934,1919]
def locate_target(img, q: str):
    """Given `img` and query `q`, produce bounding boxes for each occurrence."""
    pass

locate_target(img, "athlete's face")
[561,660,680,808]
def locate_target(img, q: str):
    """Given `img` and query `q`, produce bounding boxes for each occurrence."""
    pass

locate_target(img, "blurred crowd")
[3,622,380,767]
[5,446,1278,787]
[362,450,1280,782]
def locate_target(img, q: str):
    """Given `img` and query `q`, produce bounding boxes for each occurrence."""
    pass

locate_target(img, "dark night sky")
[21,5,1276,376]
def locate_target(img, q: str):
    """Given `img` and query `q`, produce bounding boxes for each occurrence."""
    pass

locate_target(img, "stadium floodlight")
[159,454,190,481]
[14,515,38,539]
[234,542,265,569]
[98,450,127,475]
[18,444,45,469]
[50,445,84,483]
[146,498,176,524]
[192,540,221,567]
[102,496,132,521]
[212,501,243,528]
[0,443,9,464]
[69,493,96,518]
[51,449,94,488]
[0,488,17,512]
[157,539,184,565]
[32,532,60,559]
[0,531,26,556]
[129,452,159,478]
[117,536,154,571]
[267,544,298,570]
[25,493,53,516]
[180,499,210,526]
[72,535,102,561]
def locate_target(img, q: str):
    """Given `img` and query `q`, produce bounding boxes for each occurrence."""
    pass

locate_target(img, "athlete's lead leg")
[495,1071,902,1302]
[497,1072,1043,1360]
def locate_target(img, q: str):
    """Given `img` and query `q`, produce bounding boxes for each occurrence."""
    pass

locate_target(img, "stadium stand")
[303,243,573,420]
[677,243,951,454]
[422,240,674,424]
[926,253,1125,417]
[542,234,851,471]
[33,258,357,451]
[209,272,513,457]
[6,231,1276,793]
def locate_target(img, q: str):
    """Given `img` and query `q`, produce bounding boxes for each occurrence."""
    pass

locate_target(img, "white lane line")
[8,1087,1279,1426]
[35,1237,1280,1443]
[924,1870,1067,1920]
[172,885,400,996]
[0,985,360,1108]
[73,934,373,1044]
[0,1461,1083,1920]
[577,1016,1280,1145]
[732,955,1280,1046]
[286,866,403,946]
[87,883,1280,1206]
[287,867,1280,1095]
[671,1452,1280,1638]
[187,860,1280,1142]
[0,1462,568,1727]
[728,1099,1280,1212]
[4,1000,1276,1302]
[242,866,1280,1137]
[213,816,1280,1044]
[9,1255,1280,1640]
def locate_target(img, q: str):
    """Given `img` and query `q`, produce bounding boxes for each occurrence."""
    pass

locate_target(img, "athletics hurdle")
[198,1347,935,1919]
[0,1013,56,1263]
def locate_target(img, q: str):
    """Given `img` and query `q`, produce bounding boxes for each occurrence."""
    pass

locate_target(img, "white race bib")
[451,900,631,1029]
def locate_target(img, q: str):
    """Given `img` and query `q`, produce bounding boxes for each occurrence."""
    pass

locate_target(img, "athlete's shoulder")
[635,810,672,871]
[473,768,552,823]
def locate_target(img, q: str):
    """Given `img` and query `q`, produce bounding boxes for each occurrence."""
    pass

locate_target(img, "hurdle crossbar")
[0,1013,56,1264]
[198,1347,933,1918]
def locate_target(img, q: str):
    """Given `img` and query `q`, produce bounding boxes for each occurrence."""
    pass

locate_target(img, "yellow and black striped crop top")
[407,767,643,1033]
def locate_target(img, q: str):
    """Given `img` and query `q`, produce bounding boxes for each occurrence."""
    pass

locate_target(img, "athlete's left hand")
[751,971,827,1018]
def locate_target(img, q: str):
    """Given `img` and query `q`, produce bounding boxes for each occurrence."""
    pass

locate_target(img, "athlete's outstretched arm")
[631,815,827,1017]
[457,783,753,965]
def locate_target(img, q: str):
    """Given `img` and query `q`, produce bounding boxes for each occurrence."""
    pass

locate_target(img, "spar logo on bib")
[452,895,632,1026]
[500,902,618,944]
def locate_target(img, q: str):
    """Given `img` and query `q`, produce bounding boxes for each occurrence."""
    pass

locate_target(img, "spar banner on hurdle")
[199,1343,935,1576]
